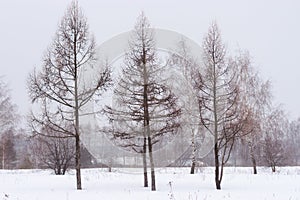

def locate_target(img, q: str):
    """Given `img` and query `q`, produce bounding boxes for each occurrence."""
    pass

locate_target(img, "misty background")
[0,0,299,120]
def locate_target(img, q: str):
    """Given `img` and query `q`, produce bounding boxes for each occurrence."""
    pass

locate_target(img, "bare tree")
[0,79,18,134]
[194,23,249,189]
[105,13,181,191]
[287,118,300,165]
[0,78,19,169]
[28,1,111,189]
[233,52,272,174]
[169,40,204,174]
[262,107,287,172]
[31,127,75,175]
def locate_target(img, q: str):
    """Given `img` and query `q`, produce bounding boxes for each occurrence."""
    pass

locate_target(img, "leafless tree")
[169,40,204,174]
[105,13,181,191]
[287,118,300,165]
[28,1,111,189]
[31,128,75,175]
[194,23,249,189]
[0,78,19,169]
[262,107,288,172]
[233,52,272,174]
[0,79,18,134]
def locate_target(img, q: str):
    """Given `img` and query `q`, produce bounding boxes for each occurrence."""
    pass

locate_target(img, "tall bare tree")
[169,40,204,174]
[105,13,181,191]
[194,23,248,189]
[235,52,272,174]
[28,1,111,189]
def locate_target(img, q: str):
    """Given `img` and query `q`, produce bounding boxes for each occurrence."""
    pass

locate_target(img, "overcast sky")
[0,0,299,120]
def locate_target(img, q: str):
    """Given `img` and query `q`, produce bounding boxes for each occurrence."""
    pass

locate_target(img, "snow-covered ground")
[0,167,299,200]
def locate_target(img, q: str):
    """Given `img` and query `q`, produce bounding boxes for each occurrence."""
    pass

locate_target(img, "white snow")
[0,167,299,200]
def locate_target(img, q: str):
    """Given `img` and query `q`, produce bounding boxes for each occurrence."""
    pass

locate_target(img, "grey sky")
[0,0,299,120]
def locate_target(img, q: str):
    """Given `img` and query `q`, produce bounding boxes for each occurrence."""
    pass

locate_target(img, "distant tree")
[169,40,204,174]
[31,126,75,175]
[11,131,37,169]
[194,23,249,189]
[0,79,18,135]
[287,118,300,165]
[262,107,287,172]
[0,78,19,169]
[28,0,111,189]
[18,155,34,169]
[105,13,181,191]
[0,130,17,169]
[233,52,272,174]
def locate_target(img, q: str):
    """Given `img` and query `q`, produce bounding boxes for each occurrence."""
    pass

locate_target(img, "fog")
[0,0,299,119]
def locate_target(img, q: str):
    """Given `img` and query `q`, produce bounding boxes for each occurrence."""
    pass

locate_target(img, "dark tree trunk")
[272,165,276,172]
[143,61,155,191]
[62,166,67,175]
[216,179,221,190]
[190,161,196,174]
[214,143,221,190]
[108,159,112,172]
[143,137,148,187]
[75,134,82,190]
[251,157,257,174]
[190,132,196,174]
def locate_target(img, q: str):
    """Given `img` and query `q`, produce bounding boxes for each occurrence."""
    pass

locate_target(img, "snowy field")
[0,167,300,200]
